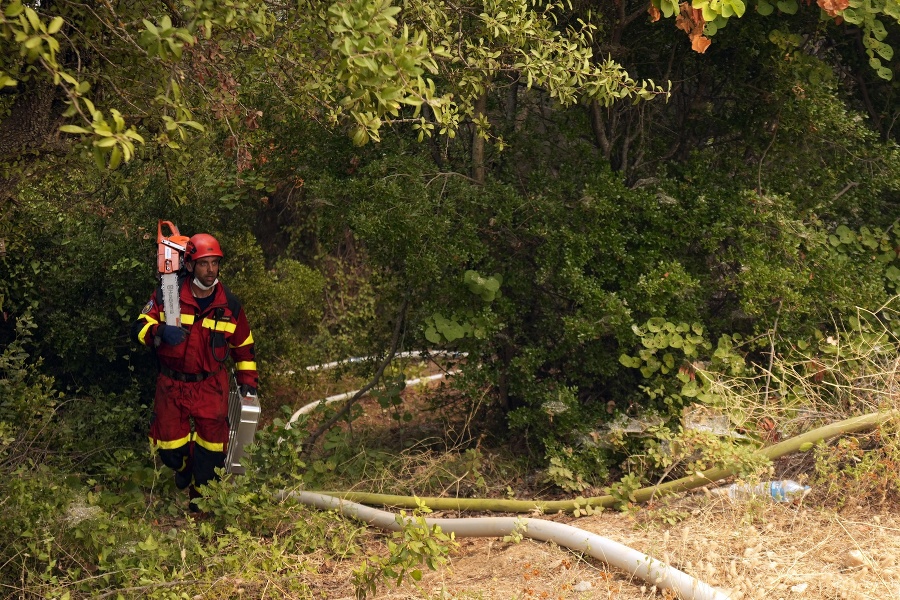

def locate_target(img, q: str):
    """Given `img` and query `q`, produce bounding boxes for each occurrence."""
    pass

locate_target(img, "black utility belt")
[160,365,220,383]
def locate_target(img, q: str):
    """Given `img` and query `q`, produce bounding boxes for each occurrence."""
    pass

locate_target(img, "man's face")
[190,257,220,287]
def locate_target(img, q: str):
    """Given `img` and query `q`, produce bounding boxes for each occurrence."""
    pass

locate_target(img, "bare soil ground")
[285,367,900,600]
[312,494,900,600]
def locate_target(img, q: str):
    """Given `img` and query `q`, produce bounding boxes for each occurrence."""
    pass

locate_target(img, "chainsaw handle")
[157,220,181,243]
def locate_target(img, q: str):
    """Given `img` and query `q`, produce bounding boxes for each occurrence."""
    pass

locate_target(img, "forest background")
[1,0,900,598]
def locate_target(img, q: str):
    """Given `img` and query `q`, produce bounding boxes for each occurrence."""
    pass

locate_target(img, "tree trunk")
[0,82,67,163]
[471,92,487,184]
[0,81,68,200]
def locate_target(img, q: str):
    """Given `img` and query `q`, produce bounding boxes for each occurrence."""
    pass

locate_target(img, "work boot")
[174,468,192,490]
[188,486,207,518]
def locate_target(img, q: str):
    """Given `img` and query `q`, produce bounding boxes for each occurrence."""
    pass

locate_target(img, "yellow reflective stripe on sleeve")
[138,313,159,325]
[137,313,158,343]
[194,434,224,453]
[235,361,257,371]
[230,331,254,348]
[201,318,236,333]
[149,433,192,450]
[138,321,155,344]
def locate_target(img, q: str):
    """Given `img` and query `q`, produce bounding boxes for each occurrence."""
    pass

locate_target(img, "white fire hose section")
[288,490,730,600]
[304,351,465,373]
[288,372,458,422]
[288,351,464,424]
[286,351,725,597]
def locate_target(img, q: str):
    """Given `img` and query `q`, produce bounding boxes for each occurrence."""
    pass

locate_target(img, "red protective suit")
[132,276,257,492]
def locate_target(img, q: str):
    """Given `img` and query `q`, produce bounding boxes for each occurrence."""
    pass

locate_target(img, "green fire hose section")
[287,412,893,600]
[310,411,892,512]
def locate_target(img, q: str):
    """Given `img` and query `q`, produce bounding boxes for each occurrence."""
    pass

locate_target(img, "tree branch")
[302,298,410,455]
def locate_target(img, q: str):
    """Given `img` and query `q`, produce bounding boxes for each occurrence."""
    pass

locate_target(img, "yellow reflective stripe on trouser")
[202,318,236,333]
[194,434,224,453]
[235,361,257,371]
[149,433,192,450]
[231,331,254,348]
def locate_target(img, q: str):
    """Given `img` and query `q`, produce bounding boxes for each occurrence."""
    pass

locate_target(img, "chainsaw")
[156,220,190,326]
[156,220,262,473]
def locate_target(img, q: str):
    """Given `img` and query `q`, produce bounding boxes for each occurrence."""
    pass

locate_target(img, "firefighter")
[131,233,258,514]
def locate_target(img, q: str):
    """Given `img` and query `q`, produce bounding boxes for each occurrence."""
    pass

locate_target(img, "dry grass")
[704,301,900,442]
[290,301,900,599]
[305,490,900,600]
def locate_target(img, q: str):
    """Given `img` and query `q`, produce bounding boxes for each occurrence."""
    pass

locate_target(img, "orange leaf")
[817,0,849,16]
[648,5,661,21]
[692,7,705,23]
[692,34,711,53]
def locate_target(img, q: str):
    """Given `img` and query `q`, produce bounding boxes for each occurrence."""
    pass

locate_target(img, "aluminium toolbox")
[225,376,261,475]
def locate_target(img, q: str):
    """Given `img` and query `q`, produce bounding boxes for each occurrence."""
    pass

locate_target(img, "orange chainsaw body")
[156,220,189,327]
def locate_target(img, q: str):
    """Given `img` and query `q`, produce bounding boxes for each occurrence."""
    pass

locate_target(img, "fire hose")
[281,399,893,599]
[305,412,889,512]
[286,489,730,600]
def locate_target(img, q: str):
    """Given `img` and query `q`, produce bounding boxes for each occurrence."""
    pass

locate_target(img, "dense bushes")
[298,124,900,485]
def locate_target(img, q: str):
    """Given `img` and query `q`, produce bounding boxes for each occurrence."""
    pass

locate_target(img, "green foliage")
[640,502,691,527]
[352,498,458,600]
[423,269,502,344]
[569,496,600,518]
[839,0,898,80]
[307,132,897,482]
[321,0,667,145]
[373,374,412,423]
[812,425,900,506]
[0,0,271,169]
[326,0,449,145]
[606,472,643,511]
[545,456,588,492]
[0,311,60,462]
[619,317,747,412]
[0,182,166,389]
[828,224,900,294]
[649,0,900,80]
[305,255,383,366]
[229,241,326,379]
[0,414,365,599]
[238,406,310,489]
[501,517,528,542]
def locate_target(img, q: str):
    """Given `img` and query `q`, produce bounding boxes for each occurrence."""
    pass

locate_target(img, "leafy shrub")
[352,499,458,600]
[227,235,326,381]
[0,311,60,465]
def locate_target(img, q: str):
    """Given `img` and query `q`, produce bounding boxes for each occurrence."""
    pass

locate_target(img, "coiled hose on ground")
[284,411,893,599]
[288,489,730,600]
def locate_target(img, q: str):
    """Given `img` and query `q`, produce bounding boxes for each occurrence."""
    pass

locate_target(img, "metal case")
[225,377,261,474]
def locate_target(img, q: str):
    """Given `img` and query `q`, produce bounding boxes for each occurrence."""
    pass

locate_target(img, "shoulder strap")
[219,282,243,317]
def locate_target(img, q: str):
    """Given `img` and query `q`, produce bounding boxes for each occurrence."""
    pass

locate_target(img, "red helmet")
[186,233,223,261]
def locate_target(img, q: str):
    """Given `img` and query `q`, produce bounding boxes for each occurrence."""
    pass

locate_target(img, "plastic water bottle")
[718,480,810,502]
